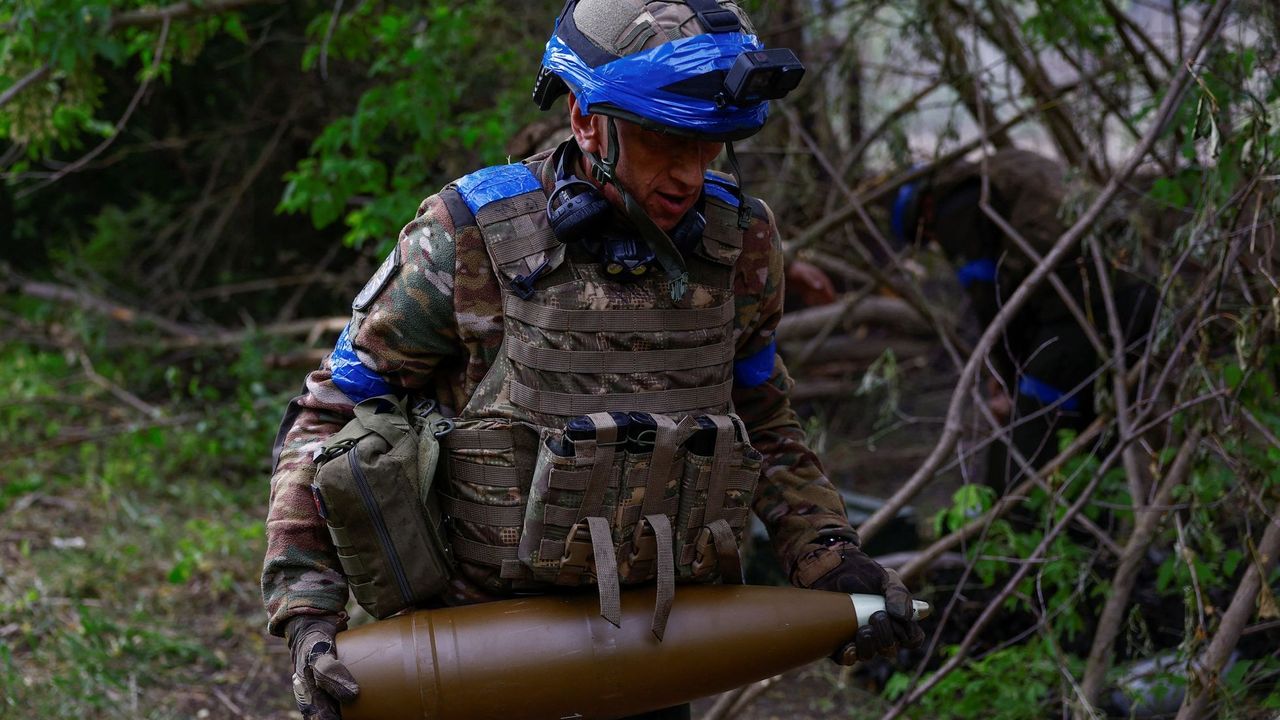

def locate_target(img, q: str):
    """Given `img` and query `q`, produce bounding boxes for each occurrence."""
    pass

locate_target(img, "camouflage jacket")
[262,147,853,636]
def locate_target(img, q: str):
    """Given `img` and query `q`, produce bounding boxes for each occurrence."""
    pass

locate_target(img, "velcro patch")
[353,245,401,311]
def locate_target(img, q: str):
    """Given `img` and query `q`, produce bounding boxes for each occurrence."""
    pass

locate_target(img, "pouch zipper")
[348,450,414,605]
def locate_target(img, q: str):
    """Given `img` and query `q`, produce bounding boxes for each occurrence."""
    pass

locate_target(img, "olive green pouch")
[311,395,454,619]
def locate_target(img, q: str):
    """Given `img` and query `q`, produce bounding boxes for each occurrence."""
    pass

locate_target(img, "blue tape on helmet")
[456,164,541,214]
[890,180,918,244]
[331,324,394,404]
[734,338,776,388]
[543,31,769,137]
[956,258,998,288]
[1018,374,1080,412]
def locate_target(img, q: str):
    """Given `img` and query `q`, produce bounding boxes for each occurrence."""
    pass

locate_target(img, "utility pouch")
[517,412,627,586]
[674,414,762,583]
[311,395,454,619]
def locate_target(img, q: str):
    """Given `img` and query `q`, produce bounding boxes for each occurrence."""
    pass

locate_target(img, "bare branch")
[858,0,1233,545]
[0,63,50,110]
[107,0,281,30]
[1176,504,1280,719]
[1079,430,1203,708]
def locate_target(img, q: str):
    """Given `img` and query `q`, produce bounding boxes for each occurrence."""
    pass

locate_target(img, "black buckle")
[686,0,740,33]
[511,260,551,300]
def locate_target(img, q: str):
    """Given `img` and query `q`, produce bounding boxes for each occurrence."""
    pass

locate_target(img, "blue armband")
[956,258,998,289]
[330,324,394,404]
[1018,374,1080,412]
[734,338,776,389]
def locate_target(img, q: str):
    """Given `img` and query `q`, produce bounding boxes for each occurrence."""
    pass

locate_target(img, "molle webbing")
[510,380,734,416]
[440,427,512,450]
[447,459,522,488]
[506,336,733,374]
[503,295,734,332]
[702,415,736,525]
[477,194,561,266]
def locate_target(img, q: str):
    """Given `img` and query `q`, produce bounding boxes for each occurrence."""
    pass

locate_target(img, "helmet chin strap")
[581,117,691,301]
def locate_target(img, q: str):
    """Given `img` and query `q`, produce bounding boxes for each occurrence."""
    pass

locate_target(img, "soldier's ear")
[567,93,603,155]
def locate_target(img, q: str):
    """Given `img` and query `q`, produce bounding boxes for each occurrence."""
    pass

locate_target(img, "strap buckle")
[686,0,740,33]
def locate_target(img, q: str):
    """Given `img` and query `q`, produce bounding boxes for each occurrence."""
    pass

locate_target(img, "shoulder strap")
[449,163,565,297]
[697,170,746,268]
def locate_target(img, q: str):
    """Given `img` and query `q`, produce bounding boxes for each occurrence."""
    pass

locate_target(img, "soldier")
[891,149,1159,486]
[264,2,924,719]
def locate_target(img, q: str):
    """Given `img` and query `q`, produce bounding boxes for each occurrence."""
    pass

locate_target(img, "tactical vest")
[435,157,762,635]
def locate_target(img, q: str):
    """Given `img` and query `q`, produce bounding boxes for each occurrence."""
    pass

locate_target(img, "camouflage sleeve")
[261,194,462,636]
[731,199,853,581]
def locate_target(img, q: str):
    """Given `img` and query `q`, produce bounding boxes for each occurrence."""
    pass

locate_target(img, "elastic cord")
[723,142,752,228]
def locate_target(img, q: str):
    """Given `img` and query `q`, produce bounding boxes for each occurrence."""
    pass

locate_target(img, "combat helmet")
[533,0,804,297]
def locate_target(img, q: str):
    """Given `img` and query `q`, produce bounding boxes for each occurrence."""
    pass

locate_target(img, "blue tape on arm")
[1018,374,1080,412]
[330,324,395,404]
[734,338,776,388]
[956,258,998,288]
[890,180,918,244]
[455,164,541,214]
[543,32,770,137]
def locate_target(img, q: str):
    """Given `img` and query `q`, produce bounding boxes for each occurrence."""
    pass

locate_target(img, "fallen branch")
[7,273,200,338]
[777,293,933,339]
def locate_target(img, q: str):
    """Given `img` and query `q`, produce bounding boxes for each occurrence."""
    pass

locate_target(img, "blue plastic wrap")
[331,324,394,404]
[455,164,541,214]
[734,338,776,388]
[543,31,769,137]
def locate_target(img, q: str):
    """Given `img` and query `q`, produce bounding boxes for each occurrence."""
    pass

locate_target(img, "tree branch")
[857,0,1232,545]
[1079,429,1203,708]
[107,0,281,30]
[0,63,50,110]
[1175,503,1280,719]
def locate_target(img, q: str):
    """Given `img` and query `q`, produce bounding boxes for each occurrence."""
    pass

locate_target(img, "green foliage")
[0,0,241,157]
[932,483,995,536]
[0,311,295,717]
[887,638,1075,719]
[278,1,551,251]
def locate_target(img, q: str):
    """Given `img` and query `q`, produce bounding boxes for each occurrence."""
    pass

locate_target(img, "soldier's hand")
[286,615,360,719]
[792,534,925,665]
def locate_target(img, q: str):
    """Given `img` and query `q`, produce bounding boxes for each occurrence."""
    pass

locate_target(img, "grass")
[0,343,296,719]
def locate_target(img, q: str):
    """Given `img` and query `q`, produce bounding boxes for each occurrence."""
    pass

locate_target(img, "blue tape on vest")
[956,258,998,288]
[543,31,770,138]
[703,173,741,208]
[456,164,541,214]
[1018,374,1080,412]
[330,324,394,404]
[734,338,776,388]
[890,180,918,245]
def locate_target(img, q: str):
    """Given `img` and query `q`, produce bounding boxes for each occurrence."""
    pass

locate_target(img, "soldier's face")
[569,95,723,232]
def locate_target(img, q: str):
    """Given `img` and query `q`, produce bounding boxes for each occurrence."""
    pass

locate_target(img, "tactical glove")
[286,614,360,719]
[791,530,925,665]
